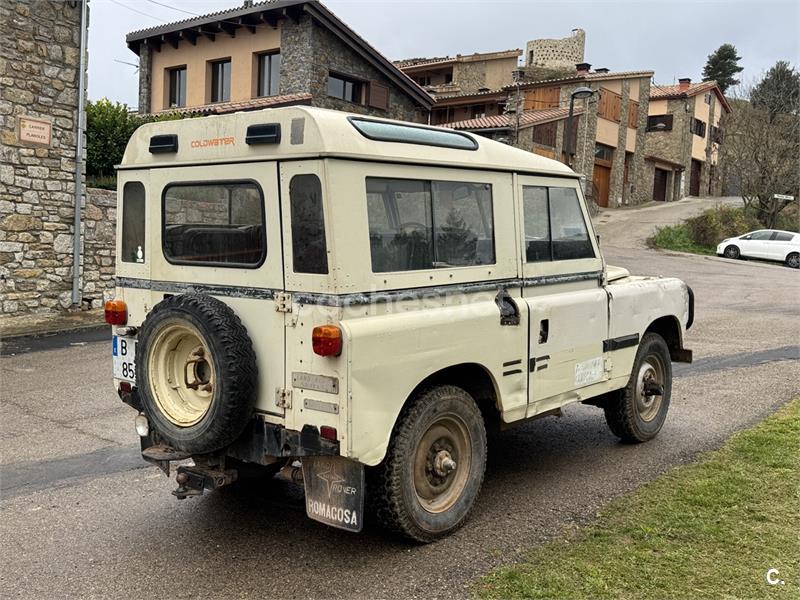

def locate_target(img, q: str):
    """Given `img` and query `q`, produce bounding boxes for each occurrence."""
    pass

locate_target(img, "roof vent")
[246,123,281,145]
[149,134,178,154]
[594,67,610,74]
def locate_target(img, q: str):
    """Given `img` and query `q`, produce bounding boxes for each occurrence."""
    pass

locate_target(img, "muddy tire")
[368,385,487,543]
[604,333,672,443]
[136,294,258,454]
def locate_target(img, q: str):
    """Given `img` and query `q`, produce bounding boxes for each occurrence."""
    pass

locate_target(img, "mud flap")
[302,456,364,533]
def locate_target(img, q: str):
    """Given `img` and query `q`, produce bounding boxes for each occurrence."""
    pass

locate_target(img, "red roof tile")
[442,106,583,131]
[650,80,731,112]
[152,93,313,116]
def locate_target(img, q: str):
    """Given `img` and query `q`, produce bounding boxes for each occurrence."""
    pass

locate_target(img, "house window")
[257,52,281,97]
[470,105,486,119]
[328,73,363,103]
[417,75,431,86]
[168,67,187,108]
[210,59,231,103]
[704,92,712,104]
[690,117,707,137]
[646,114,673,132]
[444,72,453,84]
[710,125,724,144]
[594,143,614,163]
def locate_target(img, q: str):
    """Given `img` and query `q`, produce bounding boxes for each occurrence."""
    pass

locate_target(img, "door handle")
[539,319,549,344]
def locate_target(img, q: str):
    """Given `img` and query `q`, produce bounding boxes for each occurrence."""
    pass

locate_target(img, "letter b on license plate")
[303,456,364,533]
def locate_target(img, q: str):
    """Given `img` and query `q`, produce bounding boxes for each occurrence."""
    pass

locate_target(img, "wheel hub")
[433,449,457,477]
[413,416,471,514]
[635,357,665,422]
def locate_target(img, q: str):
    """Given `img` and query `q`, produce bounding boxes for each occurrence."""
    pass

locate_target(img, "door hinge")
[274,292,292,313]
[275,387,292,409]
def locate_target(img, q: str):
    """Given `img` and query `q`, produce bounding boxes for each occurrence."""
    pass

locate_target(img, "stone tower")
[525,29,586,70]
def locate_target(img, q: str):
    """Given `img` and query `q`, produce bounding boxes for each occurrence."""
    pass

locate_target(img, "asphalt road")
[1,198,798,599]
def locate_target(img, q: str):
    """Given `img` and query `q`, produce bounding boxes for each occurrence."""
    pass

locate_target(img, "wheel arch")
[404,363,502,431]
[644,315,689,363]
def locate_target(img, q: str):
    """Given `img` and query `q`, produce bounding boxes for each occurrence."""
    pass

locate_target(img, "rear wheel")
[368,385,487,542]
[136,294,258,454]
[723,245,740,259]
[786,252,800,269]
[604,333,672,443]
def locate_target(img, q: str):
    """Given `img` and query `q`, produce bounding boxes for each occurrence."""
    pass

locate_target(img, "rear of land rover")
[110,121,351,508]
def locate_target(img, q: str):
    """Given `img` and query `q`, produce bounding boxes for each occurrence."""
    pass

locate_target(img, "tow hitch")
[172,464,238,499]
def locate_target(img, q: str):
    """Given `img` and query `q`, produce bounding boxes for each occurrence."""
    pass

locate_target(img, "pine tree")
[702,44,744,94]
[750,61,800,120]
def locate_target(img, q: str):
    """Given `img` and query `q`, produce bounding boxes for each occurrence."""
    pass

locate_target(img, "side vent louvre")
[149,134,178,154]
[246,123,281,145]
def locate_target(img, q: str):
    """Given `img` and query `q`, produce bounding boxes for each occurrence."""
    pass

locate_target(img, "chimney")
[576,62,591,75]
[678,78,691,91]
[243,0,254,6]
[594,67,609,74]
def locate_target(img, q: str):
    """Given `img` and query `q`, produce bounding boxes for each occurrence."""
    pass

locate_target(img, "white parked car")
[717,229,800,268]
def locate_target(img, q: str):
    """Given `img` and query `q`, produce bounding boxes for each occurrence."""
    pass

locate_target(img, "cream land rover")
[108,106,693,542]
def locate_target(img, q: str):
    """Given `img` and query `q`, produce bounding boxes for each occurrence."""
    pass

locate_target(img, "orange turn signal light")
[312,324,342,357]
[104,299,128,325]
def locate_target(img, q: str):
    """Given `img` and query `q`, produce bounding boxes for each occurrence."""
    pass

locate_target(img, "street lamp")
[563,86,595,167]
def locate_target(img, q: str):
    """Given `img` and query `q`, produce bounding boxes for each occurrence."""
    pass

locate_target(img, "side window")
[774,232,793,242]
[163,181,265,267]
[549,187,594,260]
[365,177,494,272]
[522,186,550,262]
[749,231,772,241]
[121,181,145,263]
[523,185,594,262]
[290,174,328,274]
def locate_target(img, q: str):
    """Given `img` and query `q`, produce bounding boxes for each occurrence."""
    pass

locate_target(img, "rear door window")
[121,181,145,263]
[289,174,328,274]
[162,181,265,267]
[366,177,494,272]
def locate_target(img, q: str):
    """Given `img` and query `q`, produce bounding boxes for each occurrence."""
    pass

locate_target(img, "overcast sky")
[88,0,800,109]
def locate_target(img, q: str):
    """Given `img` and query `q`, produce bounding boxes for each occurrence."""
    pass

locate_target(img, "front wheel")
[723,245,740,259]
[368,385,487,542]
[604,333,672,443]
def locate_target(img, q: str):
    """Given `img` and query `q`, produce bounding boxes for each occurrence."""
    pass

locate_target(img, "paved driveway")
[1,198,798,599]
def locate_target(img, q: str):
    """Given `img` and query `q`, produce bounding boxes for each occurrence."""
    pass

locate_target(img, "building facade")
[644,78,730,202]
[0,0,104,319]
[128,0,432,121]
[435,64,654,207]
[395,50,522,98]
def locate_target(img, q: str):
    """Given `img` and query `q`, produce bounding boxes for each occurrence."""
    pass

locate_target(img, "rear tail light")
[312,324,343,357]
[104,299,128,325]
[320,426,337,441]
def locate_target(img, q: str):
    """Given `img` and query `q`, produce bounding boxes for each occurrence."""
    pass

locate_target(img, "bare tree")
[721,73,800,228]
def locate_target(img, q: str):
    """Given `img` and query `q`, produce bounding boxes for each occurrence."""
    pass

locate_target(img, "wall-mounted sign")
[18,116,52,146]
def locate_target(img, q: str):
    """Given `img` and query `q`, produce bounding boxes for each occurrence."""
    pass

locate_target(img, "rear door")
[148,162,287,420]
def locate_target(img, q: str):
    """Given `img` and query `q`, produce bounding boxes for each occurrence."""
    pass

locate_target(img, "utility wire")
[141,0,277,30]
[107,0,168,22]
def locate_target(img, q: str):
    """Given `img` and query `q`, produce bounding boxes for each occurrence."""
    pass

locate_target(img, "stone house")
[395,49,522,99]
[434,63,654,208]
[644,78,730,202]
[128,0,432,122]
[0,0,112,319]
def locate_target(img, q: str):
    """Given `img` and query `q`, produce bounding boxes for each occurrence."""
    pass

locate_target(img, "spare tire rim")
[148,321,215,427]
[635,354,665,423]
[413,414,471,514]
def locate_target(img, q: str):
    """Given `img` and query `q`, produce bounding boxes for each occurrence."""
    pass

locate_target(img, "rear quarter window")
[121,181,146,263]
[162,181,265,267]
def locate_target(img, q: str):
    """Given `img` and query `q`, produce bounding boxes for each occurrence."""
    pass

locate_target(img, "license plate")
[303,456,364,533]
[112,335,137,382]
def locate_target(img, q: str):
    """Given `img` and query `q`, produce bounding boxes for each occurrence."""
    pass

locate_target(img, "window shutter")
[368,82,390,110]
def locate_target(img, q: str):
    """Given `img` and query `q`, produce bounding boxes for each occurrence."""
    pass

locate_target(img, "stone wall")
[281,14,424,123]
[526,29,585,70]
[0,0,90,317]
[643,97,694,199]
[452,61,487,96]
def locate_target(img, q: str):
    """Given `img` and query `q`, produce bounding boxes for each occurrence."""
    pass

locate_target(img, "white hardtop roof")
[120,106,576,178]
